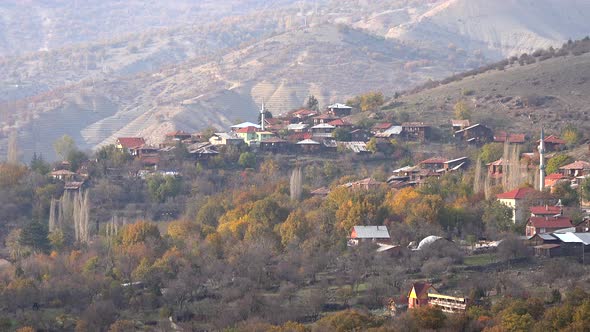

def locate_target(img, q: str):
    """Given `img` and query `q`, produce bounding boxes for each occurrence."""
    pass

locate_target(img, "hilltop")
[377,44,590,136]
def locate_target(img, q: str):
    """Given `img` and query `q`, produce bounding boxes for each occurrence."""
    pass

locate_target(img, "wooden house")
[165,130,192,142]
[312,113,339,125]
[530,205,562,218]
[454,123,493,145]
[310,123,336,138]
[419,157,447,171]
[259,137,290,153]
[494,132,526,144]
[51,169,76,181]
[401,122,430,141]
[350,129,371,141]
[297,139,322,153]
[327,103,353,116]
[538,135,566,151]
[559,160,590,177]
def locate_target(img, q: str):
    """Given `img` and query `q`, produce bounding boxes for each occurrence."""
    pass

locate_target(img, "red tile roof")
[117,137,145,148]
[236,126,258,133]
[542,135,566,145]
[494,132,526,143]
[487,159,505,166]
[313,113,338,120]
[530,205,562,215]
[496,187,536,199]
[560,160,590,170]
[546,173,565,180]
[373,122,393,130]
[328,118,352,126]
[288,132,313,141]
[528,216,573,229]
[292,109,317,117]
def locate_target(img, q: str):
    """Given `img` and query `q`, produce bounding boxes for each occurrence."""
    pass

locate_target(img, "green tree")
[30,153,51,175]
[482,200,513,233]
[53,134,76,160]
[238,151,257,169]
[480,143,503,163]
[454,100,472,120]
[546,154,573,175]
[147,175,182,203]
[562,125,581,146]
[19,219,50,254]
[306,95,319,111]
[332,127,352,141]
[552,182,578,206]
[581,178,590,203]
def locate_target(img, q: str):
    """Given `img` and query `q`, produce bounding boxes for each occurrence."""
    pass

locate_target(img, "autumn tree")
[410,305,447,330]
[359,91,384,112]
[454,100,472,120]
[118,220,161,247]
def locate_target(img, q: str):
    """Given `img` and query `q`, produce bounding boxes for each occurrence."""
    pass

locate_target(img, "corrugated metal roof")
[352,226,390,239]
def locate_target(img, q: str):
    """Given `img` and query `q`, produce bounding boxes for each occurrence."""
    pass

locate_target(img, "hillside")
[0,0,299,57]
[388,0,590,57]
[377,50,590,136]
[2,0,590,162]
[0,24,478,161]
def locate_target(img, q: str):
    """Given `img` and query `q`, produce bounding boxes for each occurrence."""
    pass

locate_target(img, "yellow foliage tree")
[454,100,472,120]
[118,220,161,247]
[167,220,197,241]
[387,187,420,218]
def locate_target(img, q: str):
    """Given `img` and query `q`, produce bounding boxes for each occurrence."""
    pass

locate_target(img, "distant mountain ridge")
[1,0,590,161]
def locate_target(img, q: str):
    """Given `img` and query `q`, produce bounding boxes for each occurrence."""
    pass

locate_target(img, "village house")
[235,126,259,145]
[51,169,77,181]
[372,122,393,134]
[312,113,339,125]
[544,173,567,189]
[407,282,470,314]
[116,137,146,155]
[327,118,353,128]
[344,177,386,190]
[310,186,330,197]
[487,159,505,179]
[209,132,243,146]
[259,137,290,153]
[454,123,493,145]
[494,132,526,144]
[530,205,562,217]
[444,157,469,171]
[230,122,261,132]
[327,103,353,117]
[310,123,336,139]
[187,142,219,161]
[526,216,574,237]
[296,138,322,153]
[286,123,308,133]
[374,125,403,139]
[419,157,447,171]
[401,122,430,141]
[164,130,192,143]
[290,109,318,122]
[559,160,590,177]
[496,187,537,224]
[348,225,390,246]
[538,135,567,151]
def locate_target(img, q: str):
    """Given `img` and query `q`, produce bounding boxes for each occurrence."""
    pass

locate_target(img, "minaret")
[539,128,546,190]
[260,100,265,131]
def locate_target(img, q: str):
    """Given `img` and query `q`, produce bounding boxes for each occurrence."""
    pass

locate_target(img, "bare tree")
[290,166,303,201]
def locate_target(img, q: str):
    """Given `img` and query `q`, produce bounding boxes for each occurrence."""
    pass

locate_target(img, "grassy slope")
[379,53,590,136]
